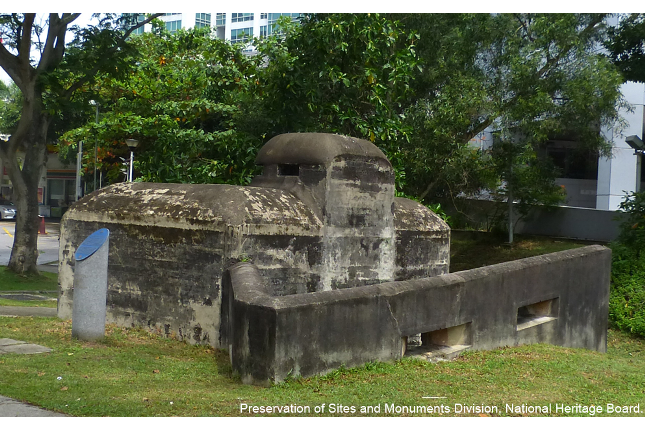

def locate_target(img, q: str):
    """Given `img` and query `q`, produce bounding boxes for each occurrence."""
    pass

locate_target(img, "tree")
[256,13,422,190]
[60,25,263,187]
[59,13,626,245]
[0,13,160,274]
[605,13,645,83]
[256,14,624,226]
[393,14,625,239]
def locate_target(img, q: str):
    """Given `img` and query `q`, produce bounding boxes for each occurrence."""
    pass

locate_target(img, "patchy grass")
[0,267,57,292]
[449,231,598,272]
[0,298,57,308]
[0,317,642,417]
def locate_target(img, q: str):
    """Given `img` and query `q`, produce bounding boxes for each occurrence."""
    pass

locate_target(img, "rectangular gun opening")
[516,298,559,331]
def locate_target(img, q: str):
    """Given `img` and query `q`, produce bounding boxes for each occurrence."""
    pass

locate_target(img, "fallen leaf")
[61,386,68,391]
[479,414,488,417]
[68,353,74,356]
[83,375,89,379]
[153,369,160,374]
[143,398,150,402]
[37,372,45,377]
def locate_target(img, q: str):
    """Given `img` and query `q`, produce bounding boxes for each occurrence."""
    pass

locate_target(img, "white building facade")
[596,81,645,210]
[127,12,300,48]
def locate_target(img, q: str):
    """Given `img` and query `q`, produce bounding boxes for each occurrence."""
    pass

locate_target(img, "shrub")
[610,191,645,337]
[609,244,645,336]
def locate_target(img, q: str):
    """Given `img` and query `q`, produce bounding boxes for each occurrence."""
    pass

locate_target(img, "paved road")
[0,221,60,267]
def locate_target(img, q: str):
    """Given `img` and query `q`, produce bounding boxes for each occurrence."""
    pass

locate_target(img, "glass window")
[231,13,254,23]
[260,25,268,38]
[195,13,211,29]
[165,20,182,33]
[216,13,226,26]
[261,13,268,19]
[230,27,253,44]
[49,180,65,200]
[122,13,145,35]
[267,13,300,35]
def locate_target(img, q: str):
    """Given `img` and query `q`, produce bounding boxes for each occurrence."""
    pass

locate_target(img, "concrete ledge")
[223,245,610,384]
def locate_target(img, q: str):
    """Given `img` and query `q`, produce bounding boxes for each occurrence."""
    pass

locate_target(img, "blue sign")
[75,229,110,261]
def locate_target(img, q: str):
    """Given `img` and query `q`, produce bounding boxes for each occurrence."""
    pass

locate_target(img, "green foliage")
[616,190,645,251]
[609,244,645,337]
[61,27,263,186]
[402,14,622,232]
[256,13,421,190]
[609,191,645,337]
[606,13,645,83]
[58,13,625,224]
[0,81,21,134]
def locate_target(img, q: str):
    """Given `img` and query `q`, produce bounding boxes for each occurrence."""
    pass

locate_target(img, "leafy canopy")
[61,26,263,186]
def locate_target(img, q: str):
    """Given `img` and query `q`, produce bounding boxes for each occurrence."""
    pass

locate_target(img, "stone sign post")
[71,228,110,341]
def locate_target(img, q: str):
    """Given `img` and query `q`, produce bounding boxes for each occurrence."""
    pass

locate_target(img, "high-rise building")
[123,13,300,51]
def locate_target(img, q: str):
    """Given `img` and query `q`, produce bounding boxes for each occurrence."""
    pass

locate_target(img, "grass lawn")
[0,296,57,308]
[0,266,58,292]
[0,318,642,417]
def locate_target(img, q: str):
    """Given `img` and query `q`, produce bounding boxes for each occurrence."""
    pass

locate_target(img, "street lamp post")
[125,139,139,182]
[75,141,83,201]
[89,100,99,192]
[626,135,645,193]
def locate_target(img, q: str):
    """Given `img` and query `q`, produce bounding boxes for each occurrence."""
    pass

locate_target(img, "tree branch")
[61,13,162,101]
[514,14,534,42]
[37,13,80,73]
[0,42,23,89]
[536,15,604,79]
[17,14,34,67]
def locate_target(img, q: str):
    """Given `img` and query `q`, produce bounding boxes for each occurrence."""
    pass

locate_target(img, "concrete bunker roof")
[256,133,391,166]
[66,182,322,228]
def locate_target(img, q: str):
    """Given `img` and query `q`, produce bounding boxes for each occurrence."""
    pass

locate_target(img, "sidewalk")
[0,395,67,417]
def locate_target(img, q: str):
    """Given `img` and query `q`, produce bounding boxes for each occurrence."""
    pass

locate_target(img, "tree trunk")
[6,113,48,275]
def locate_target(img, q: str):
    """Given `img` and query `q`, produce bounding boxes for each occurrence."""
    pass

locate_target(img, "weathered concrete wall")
[444,197,621,242]
[515,204,621,242]
[319,156,396,290]
[59,182,323,346]
[223,245,610,385]
[253,133,401,290]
